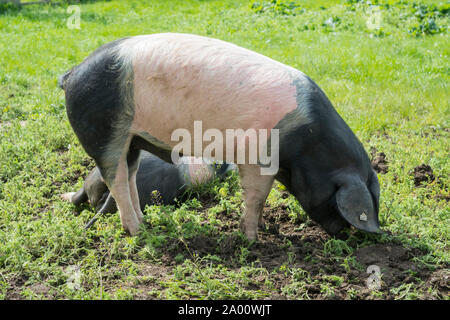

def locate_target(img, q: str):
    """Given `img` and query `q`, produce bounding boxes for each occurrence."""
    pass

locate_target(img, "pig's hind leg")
[97,137,141,235]
[238,164,275,241]
[63,39,142,234]
[127,146,144,223]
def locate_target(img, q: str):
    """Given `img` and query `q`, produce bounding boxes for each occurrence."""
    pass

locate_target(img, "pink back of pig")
[121,33,302,157]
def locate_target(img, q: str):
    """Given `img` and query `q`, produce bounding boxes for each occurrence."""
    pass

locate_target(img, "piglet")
[59,33,382,239]
[61,151,233,225]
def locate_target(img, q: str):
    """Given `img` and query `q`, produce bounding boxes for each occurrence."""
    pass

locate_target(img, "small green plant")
[0,1,20,14]
[322,16,341,32]
[323,239,353,258]
[390,283,420,300]
[408,18,444,36]
[251,0,304,16]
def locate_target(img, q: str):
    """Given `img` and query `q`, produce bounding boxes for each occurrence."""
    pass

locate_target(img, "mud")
[371,152,389,174]
[370,148,389,174]
[408,164,448,201]
[159,198,448,300]
[411,164,435,187]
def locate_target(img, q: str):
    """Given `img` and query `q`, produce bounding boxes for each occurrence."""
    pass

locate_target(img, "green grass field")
[0,0,448,300]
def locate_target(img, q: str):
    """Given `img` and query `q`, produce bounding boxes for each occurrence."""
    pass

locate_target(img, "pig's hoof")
[240,222,258,242]
[61,192,75,202]
[135,209,144,223]
[245,230,258,242]
[123,220,140,236]
[258,217,266,230]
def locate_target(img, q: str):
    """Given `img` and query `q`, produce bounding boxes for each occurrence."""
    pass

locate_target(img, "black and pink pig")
[59,33,382,239]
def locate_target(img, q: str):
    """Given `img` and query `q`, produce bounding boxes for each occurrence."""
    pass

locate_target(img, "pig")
[61,151,234,224]
[59,33,382,239]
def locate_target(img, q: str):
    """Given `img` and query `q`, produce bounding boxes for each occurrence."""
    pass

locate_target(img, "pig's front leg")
[238,164,275,241]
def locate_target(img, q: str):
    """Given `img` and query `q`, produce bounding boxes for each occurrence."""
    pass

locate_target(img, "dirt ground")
[4,159,448,300]
[144,189,449,300]
[203,210,445,299]
[4,198,448,300]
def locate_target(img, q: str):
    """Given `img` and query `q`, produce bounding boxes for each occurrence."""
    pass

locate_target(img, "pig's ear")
[368,169,380,214]
[336,176,382,234]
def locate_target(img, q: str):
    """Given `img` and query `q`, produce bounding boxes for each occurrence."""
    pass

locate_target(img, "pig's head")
[276,83,382,236]
[84,167,109,210]
[284,162,382,236]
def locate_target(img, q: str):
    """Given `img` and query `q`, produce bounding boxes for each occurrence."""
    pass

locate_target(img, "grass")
[0,0,449,300]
